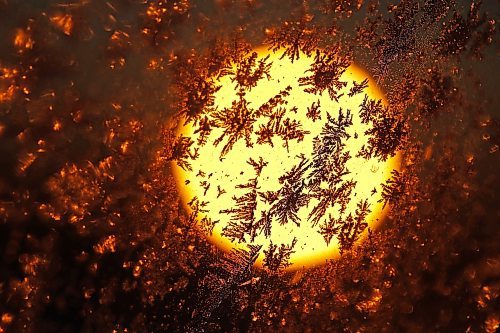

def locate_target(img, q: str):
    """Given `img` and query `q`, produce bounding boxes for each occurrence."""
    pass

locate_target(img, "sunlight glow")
[172,48,399,270]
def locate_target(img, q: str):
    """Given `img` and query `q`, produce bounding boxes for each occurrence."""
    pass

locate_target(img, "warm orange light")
[50,14,74,36]
[172,48,399,270]
[13,29,34,50]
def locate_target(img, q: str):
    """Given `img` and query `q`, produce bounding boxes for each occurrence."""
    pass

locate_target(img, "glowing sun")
[171,47,399,270]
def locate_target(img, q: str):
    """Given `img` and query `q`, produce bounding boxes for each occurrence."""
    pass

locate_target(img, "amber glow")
[50,13,74,36]
[172,48,399,270]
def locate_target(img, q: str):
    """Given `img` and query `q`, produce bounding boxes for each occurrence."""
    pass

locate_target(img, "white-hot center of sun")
[172,48,399,270]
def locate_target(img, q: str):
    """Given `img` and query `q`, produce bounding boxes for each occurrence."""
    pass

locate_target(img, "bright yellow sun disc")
[172,47,399,270]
